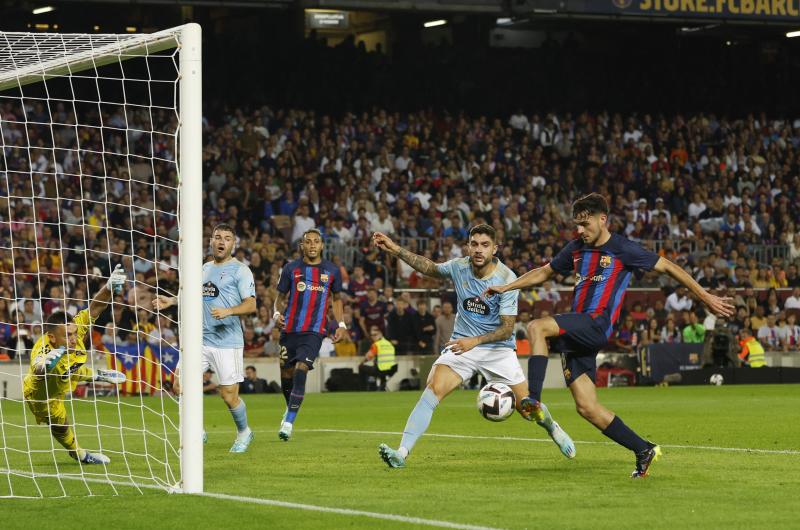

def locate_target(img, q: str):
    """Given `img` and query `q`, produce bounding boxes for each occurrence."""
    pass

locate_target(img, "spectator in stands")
[757,315,781,350]
[263,328,282,357]
[243,327,266,358]
[665,286,693,313]
[660,316,682,344]
[414,301,436,354]
[780,313,800,351]
[784,287,800,310]
[640,318,662,345]
[682,311,706,344]
[435,301,456,354]
[537,280,561,304]
[386,299,418,355]
[240,366,270,394]
[751,305,768,331]
[203,369,218,394]
[610,315,638,352]
[349,266,371,304]
[359,286,387,335]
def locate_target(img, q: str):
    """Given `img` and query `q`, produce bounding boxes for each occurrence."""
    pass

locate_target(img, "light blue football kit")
[202,258,256,349]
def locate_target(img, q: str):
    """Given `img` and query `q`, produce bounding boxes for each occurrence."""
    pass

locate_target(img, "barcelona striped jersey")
[278,259,342,336]
[549,233,659,337]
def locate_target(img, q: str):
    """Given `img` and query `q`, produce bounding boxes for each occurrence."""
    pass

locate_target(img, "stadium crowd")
[2,97,800,361]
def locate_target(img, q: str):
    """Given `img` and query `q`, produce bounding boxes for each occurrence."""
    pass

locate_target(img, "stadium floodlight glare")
[32,6,55,14]
[787,30,800,38]
[424,19,447,28]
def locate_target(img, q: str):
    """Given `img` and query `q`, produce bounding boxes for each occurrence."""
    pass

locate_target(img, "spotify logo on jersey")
[463,297,489,315]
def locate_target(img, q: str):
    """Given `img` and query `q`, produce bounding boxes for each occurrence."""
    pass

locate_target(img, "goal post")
[0,23,203,496]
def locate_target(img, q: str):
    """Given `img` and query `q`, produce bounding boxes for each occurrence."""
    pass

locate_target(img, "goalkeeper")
[22,265,128,465]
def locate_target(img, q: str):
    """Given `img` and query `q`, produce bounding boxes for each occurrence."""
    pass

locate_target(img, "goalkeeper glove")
[107,264,126,295]
[95,369,127,384]
[43,347,67,371]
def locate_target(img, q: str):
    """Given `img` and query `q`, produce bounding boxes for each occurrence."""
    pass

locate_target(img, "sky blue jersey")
[436,257,518,350]
[202,258,256,348]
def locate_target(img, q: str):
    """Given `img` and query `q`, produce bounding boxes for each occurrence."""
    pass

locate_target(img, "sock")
[281,377,293,406]
[229,399,249,435]
[398,388,439,458]
[286,369,307,424]
[528,355,548,402]
[601,415,649,453]
[51,425,78,452]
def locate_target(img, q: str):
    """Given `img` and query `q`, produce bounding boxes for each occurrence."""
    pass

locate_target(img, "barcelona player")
[23,265,128,464]
[373,224,574,469]
[485,193,735,477]
[273,228,348,440]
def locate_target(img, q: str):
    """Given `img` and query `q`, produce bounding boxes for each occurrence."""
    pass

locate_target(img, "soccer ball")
[477,383,516,422]
[709,373,724,386]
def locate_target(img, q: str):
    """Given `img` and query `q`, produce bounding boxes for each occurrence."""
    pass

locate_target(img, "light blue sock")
[399,388,439,457]
[229,399,249,434]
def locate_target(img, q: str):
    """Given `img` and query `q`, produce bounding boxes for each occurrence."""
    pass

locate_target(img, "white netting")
[0,28,186,497]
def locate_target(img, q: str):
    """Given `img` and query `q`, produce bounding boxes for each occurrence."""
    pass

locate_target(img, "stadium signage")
[306,10,350,30]
[583,0,800,21]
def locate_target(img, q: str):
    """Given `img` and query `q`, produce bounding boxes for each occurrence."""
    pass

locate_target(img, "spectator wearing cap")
[649,197,672,225]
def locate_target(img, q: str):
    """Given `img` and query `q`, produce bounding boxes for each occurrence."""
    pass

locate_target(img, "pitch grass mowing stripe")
[298,428,800,456]
[0,466,504,530]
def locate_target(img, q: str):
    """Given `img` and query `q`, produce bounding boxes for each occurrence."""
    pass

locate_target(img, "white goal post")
[0,23,202,495]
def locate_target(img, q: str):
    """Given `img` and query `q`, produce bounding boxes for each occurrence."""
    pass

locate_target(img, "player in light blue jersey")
[372,224,574,468]
[155,223,257,453]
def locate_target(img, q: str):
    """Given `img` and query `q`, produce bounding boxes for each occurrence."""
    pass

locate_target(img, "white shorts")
[202,345,244,386]
[433,345,525,386]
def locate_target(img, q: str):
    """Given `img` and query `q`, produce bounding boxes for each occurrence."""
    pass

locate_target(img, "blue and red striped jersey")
[549,233,659,337]
[277,259,342,335]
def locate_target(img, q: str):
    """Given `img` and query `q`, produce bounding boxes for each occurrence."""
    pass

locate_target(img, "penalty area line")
[195,491,504,530]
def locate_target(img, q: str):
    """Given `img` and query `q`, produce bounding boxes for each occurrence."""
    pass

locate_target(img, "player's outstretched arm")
[653,257,735,317]
[153,295,178,310]
[372,232,442,279]
[89,264,127,319]
[445,315,516,354]
[484,264,554,297]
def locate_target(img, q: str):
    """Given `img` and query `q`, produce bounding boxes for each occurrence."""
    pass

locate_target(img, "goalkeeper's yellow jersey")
[22,309,96,400]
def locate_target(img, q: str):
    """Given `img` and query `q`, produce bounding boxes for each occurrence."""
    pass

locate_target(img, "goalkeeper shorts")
[24,394,68,425]
[202,345,244,386]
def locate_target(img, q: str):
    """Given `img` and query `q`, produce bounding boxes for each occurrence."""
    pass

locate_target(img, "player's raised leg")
[378,364,463,468]
[568,373,660,477]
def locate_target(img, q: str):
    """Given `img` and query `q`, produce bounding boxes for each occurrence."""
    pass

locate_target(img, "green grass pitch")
[1,384,799,529]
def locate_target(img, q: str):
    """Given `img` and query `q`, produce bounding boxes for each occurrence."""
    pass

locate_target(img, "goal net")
[0,24,203,497]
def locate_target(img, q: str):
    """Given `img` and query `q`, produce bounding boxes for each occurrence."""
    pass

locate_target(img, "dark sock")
[528,355,549,402]
[281,377,292,406]
[601,416,649,453]
[286,369,308,423]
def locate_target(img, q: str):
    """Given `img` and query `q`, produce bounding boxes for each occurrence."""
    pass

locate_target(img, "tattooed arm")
[444,315,516,355]
[372,232,443,279]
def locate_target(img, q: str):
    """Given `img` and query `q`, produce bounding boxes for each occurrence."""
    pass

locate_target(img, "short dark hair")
[212,223,236,237]
[571,193,609,218]
[468,223,496,242]
[45,311,71,333]
[245,365,256,372]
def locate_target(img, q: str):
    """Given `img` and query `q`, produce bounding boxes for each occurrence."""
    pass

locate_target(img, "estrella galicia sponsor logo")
[463,296,489,315]
[203,281,219,300]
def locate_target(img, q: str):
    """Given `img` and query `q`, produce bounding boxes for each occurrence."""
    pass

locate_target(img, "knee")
[575,400,595,420]
[295,363,310,373]
[426,382,446,400]
[528,320,549,340]
[280,367,294,379]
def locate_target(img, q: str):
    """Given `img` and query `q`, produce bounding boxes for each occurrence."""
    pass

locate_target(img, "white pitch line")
[301,428,800,456]
[0,467,503,529]
[196,491,503,530]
